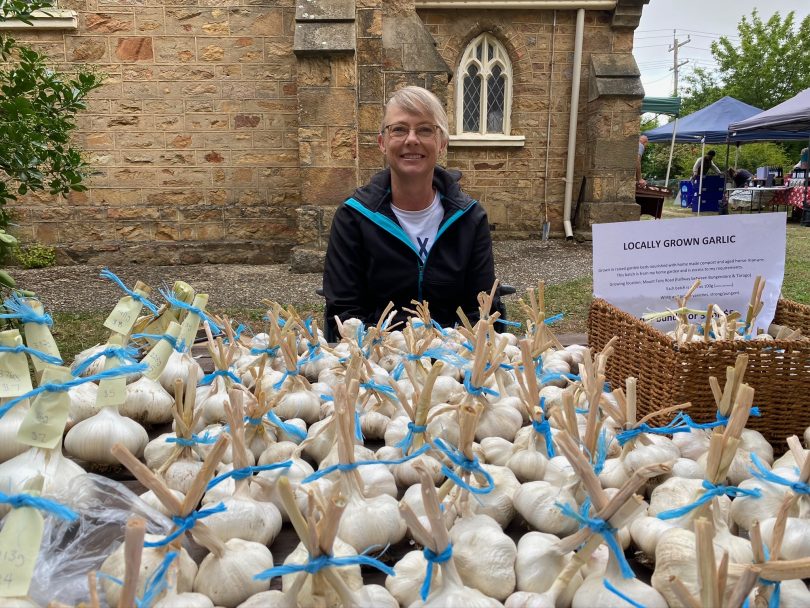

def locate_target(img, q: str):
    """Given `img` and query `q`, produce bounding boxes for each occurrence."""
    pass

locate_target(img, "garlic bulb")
[730,469,796,531]
[153,593,213,608]
[281,538,364,607]
[449,514,517,600]
[760,516,810,560]
[514,481,579,537]
[571,546,667,608]
[450,463,521,528]
[249,457,314,521]
[158,351,204,395]
[64,406,148,465]
[100,535,197,606]
[650,527,704,606]
[193,539,274,608]
[140,489,185,517]
[477,403,523,442]
[376,445,444,487]
[629,516,676,561]
[203,492,282,545]
[119,376,174,425]
[481,437,514,466]
[515,531,582,607]
[275,388,321,425]
[0,399,29,462]
[67,383,99,426]
[70,343,106,376]
[0,444,85,515]
[386,550,444,607]
[336,478,406,552]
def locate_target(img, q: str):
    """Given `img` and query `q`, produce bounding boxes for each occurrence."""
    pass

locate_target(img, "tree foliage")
[0,0,102,261]
[681,10,810,113]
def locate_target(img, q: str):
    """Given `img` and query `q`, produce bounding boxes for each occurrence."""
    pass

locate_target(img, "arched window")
[456,33,513,136]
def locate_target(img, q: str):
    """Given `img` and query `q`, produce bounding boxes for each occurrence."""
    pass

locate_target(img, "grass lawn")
[51,201,810,361]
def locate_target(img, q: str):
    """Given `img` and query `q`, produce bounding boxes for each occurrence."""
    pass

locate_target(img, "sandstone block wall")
[9,0,300,265]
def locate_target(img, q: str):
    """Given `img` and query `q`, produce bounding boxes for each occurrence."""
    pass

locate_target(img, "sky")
[634,1,810,99]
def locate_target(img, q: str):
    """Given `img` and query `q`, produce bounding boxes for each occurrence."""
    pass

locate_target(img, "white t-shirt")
[392,191,443,260]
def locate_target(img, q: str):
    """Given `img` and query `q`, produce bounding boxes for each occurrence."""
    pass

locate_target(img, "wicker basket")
[588,298,810,451]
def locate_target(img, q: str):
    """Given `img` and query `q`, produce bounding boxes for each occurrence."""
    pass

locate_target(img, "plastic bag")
[28,473,172,607]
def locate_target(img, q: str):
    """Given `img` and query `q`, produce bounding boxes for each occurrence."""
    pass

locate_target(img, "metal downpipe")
[562,8,585,239]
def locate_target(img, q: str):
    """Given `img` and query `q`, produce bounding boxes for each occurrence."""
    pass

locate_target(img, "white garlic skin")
[760,517,810,560]
[193,539,274,608]
[505,590,556,608]
[515,531,581,607]
[337,491,406,553]
[514,481,579,537]
[249,457,314,521]
[158,350,204,395]
[275,388,321,424]
[153,593,214,608]
[730,469,796,532]
[282,538,364,608]
[120,376,174,425]
[203,494,282,545]
[67,383,100,425]
[449,514,517,600]
[387,550,444,607]
[481,436,514,466]
[143,432,179,470]
[70,343,106,376]
[139,488,185,517]
[101,535,197,606]
[64,406,148,465]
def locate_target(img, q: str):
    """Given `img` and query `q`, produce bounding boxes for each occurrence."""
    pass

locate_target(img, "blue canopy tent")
[729,88,810,224]
[644,96,809,213]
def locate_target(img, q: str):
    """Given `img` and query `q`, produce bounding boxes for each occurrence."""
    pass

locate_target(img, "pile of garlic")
[7,277,810,608]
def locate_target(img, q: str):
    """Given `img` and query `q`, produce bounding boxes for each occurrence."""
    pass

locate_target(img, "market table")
[728,186,792,212]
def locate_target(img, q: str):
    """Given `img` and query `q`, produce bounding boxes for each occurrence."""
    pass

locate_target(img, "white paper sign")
[593,213,786,333]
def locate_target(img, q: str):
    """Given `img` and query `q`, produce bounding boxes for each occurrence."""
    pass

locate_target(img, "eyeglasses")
[383,123,440,141]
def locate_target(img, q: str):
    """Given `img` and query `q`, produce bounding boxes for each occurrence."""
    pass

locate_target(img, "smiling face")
[378,102,446,185]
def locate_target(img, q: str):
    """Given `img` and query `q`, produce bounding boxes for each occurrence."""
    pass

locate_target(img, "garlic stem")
[412,362,443,452]
[118,516,146,608]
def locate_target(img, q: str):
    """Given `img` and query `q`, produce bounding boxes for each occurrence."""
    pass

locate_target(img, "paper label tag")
[0,350,33,399]
[142,338,175,381]
[95,354,127,408]
[17,367,72,449]
[104,296,142,334]
[178,312,201,353]
[22,323,61,374]
[0,506,44,597]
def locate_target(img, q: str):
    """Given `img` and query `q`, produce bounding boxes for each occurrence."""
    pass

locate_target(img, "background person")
[727,167,752,188]
[322,86,499,340]
[692,149,721,182]
[794,147,809,171]
[637,134,648,187]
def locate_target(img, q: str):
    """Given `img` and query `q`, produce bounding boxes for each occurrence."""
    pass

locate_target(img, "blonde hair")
[381,86,449,145]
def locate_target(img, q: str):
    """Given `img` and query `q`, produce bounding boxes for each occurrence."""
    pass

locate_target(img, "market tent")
[644,95,810,143]
[729,87,810,134]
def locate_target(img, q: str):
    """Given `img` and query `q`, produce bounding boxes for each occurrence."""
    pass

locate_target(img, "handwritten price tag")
[103,296,142,335]
[178,294,209,352]
[22,301,60,374]
[143,321,181,381]
[0,504,44,597]
[0,331,32,398]
[17,367,71,449]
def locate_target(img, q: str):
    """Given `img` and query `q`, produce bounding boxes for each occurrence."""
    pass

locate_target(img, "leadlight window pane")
[476,42,482,61]
[463,65,481,132]
[488,43,494,61]
[487,65,505,133]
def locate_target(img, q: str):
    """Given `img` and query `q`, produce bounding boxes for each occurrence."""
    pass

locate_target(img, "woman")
[322,86,498,339]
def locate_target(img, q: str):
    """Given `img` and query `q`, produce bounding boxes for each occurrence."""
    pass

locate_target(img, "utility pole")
[669,29,691,96]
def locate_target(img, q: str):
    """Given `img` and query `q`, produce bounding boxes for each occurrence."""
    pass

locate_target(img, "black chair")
[316,284,516,342]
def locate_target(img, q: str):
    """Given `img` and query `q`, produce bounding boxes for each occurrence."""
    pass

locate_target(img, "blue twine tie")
[603,579,648,608]
[544,313,565,325]
[302,444,430,484]
[71,345,139,377]
[354,411,365,442]
[100,268,159,315]
[0,491,78,521]
[165,433,217,447]
[144,502,228,547]
[254,551,395,582]
[250,346,280,357]
[0,296,52,325]
[97,551,178,608]
[495,318,522,328]
[432,438,494,495]
[615,411,693,446]
[199,369,241,386]
[557,502,635,578]
[531,418,555,458]
[657,480,763,520]
[391,353,425,381]
[538,371,580,386]
[265,409,308,441]
[272,369,299,391]
[462,370,499,398]
[395,421,427,452]
[682,407,762,430]
[131,332,186,353]
[420,544,453,600]
[749,453,810,495]
[0,362,147,419]
[0,344,63,366]
[320,394,334,401]
[758,544,781,608]
[244,415,263,427]
[159,288,221,335]
[360,380,396,396]
[421,347,472,371]
[206,461,293,490]
[584,429,610,476]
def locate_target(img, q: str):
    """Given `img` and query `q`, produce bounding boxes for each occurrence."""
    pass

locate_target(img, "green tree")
[0,0,102,265]
[681,10,810,113]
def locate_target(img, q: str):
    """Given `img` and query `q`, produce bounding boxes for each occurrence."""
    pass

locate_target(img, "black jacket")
[323,166,498,338]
